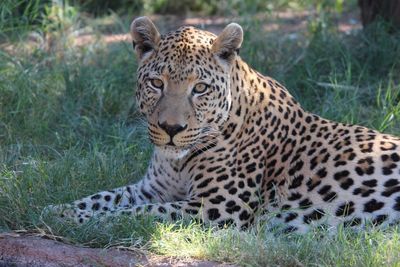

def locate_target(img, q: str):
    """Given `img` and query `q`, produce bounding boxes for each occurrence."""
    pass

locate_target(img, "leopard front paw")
[42,203,91,224]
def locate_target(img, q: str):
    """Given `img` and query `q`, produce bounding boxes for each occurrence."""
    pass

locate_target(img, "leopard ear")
[212,23,243,63]
[130,16,161,61]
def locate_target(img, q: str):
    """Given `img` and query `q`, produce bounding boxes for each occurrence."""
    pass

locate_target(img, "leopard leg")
[46,153,187,223]
[108,198,255,229]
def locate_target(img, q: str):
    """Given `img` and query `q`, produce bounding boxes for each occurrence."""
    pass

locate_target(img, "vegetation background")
[1,0,400,266]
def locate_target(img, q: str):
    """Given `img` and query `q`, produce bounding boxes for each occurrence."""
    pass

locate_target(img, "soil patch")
[0,233,236,267]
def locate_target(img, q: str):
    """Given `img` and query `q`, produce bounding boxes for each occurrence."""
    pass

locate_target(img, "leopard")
[48,16,400,233]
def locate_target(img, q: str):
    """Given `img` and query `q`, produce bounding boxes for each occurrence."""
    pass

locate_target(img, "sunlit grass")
[34,216,400,266]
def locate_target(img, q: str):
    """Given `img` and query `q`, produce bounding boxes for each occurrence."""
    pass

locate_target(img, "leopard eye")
[192,83,209,95]
[149,78,164,90]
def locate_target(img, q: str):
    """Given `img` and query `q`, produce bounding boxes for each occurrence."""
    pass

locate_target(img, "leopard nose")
[158,121,188,138]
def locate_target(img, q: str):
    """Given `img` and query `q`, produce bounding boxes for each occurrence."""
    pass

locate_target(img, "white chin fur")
[155,146,190,159]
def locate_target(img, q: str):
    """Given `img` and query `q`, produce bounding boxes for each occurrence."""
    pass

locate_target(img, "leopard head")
[130,17,243,159]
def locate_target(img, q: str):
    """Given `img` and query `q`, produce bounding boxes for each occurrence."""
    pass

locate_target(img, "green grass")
[1,5,400,266]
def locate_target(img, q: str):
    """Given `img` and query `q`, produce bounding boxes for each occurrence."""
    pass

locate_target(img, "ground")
[0,233,234,267]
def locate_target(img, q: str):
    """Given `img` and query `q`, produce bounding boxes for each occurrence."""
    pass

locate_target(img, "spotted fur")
[50,17,400,233]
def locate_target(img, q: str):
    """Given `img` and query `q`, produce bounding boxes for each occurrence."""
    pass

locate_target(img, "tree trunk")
[358,0,400,29]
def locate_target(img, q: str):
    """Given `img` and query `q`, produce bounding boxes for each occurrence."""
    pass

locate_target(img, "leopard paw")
[41,203,81,223]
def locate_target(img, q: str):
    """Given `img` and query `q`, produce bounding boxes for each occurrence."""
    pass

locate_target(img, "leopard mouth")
[152,128,220,159]
[155,144,192,159]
